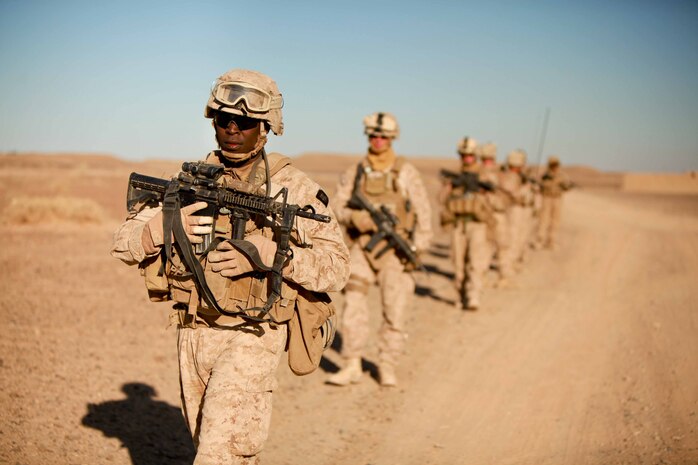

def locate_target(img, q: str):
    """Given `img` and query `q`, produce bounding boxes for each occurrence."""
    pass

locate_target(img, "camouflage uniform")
[328,112,432,387]
[498,150,535,274]
[477,143,511,284]
[111,69,350,465]
[439,138,494,309]
[536,156,573,249]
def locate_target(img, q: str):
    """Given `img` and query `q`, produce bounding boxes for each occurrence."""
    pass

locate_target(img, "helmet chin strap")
[219,122,268,163]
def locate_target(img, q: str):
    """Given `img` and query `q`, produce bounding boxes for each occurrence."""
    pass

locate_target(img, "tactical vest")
[541,171,564,197]
[139,151,336,375]
[348,157,417,269]
[351,157,415,235]
[445,164,493,223]
[140,151,300,327]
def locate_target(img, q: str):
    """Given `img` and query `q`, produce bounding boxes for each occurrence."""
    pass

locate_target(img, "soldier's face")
[462,154,475,165]
[483,158,494,166]
[369,135,391,153]
[213,112,261,154]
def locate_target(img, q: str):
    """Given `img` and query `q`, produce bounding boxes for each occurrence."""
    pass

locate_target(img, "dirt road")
[0,156,696,464]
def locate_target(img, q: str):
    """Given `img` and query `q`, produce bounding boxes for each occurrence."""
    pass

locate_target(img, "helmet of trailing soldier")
[458,137,478,166]
[507,149,527,169]
[480,143,497,165]
[363,112,399,155]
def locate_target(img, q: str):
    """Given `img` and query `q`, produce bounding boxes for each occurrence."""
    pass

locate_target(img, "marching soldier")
[536,155,574,249]
[477,142,511,286]
[328,112,432,387]
[111,69,350,464]
[439,137,495,310]
[498,149,535,275]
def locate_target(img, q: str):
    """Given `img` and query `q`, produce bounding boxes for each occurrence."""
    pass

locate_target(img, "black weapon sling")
[160,163,283,323]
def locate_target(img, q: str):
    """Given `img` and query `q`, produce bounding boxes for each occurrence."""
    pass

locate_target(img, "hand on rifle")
[350,210,375,234]
[142,202,213,253]
[208,235,277,278]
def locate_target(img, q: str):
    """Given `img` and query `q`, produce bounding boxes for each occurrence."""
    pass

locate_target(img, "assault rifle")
[127,161,331,322]
[440,169,495,193]
[346,190,425,272]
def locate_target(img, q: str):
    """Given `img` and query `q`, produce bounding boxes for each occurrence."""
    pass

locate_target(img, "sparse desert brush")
[2,196,105,225]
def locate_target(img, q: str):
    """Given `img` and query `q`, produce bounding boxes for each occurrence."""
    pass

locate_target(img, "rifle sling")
[161,185,283,322]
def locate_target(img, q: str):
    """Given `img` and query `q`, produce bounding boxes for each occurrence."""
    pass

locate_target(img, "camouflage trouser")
[178,323,287,465]
[537,196,562,247]
[491,211,512,278]
[340,242,415,368]
[502,205,533,270]
[451,220,491,301]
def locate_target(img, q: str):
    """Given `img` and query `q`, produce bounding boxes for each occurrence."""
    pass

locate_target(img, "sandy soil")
[0,153,696,465]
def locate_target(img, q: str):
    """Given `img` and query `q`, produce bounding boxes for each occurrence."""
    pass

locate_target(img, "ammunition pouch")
[139,253,170,302]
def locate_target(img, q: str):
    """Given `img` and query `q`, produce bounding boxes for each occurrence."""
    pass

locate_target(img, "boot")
[326,357,362,386]
[379,365,398,387]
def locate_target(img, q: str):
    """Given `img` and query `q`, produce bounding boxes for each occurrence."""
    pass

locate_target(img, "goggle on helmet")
[212,81,284,114]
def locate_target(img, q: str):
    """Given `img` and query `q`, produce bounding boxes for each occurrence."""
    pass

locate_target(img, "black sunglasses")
[213,112,259,131]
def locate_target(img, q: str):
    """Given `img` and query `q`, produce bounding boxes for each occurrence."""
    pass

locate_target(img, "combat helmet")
[479,142,497,160]
[457,137,478,156]
[507,149,527,167]
[547,155,560,167]
[205,69,284,136]
[363,112,400,139]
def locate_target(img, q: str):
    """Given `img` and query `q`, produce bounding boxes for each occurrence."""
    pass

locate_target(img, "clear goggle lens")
[213,82,283,113]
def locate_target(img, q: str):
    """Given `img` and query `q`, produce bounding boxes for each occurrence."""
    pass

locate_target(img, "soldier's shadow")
[82,382,195,465]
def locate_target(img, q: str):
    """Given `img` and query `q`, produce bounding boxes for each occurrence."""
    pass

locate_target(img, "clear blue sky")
[1,0,696,172]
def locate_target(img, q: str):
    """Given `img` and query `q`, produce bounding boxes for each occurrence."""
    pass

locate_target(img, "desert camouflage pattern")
[332,155,432,368]
[333,156,433,254]
[537,196,563,249]
[363,111,400,139]
[341,242,415,367]
[204,69,284,136]
[457,137,478,155]
[451,220,491,307]
[537,167,572,249]
[178,324,286,465]
[438,162,495,307]
[111,152,349,463]
[111,156,350,302]
[498,170,535,271]
[478,162,511,279]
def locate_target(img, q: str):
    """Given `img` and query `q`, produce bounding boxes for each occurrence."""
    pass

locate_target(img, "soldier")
[477,142,512,286]
[498,149,535,275]
[439,137,495,310]
[327,112,432,387]
[536,155,574,250]
[110,69,350,465]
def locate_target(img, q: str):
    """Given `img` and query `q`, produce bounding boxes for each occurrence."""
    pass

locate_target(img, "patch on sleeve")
[315,189,329,207]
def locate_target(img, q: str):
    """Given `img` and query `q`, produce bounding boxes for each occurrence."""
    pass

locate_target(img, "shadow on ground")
[82,382,195,465]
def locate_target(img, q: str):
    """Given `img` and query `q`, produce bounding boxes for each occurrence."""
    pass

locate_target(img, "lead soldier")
[111,69,350,465]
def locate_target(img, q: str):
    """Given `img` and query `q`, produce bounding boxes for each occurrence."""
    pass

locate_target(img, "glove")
[350,210,375,234]
[143,202,213,252]
[208,235,278,278]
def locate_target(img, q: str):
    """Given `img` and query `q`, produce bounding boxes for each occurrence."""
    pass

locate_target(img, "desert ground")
[0,153,696,465]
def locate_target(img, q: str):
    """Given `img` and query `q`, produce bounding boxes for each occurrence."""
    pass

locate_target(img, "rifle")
[440,169,495,193]
[127,161,331,322]
[346,190,425,272]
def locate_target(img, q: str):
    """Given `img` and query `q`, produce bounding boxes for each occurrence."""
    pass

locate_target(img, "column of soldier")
[111,68,574,464]
[327,122,574,388]
[436,136,574,312]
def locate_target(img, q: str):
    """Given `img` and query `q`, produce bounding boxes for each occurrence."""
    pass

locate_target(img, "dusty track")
[0,155,696,464]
